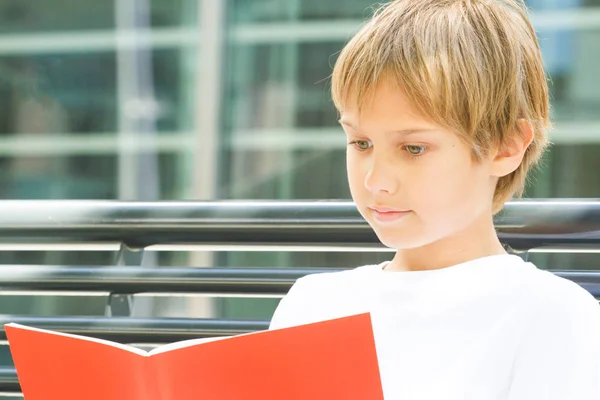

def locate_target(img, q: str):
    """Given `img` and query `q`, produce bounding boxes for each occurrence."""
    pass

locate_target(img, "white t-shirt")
[269,254,600,399]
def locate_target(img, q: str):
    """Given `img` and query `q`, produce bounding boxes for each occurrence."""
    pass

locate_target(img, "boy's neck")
[384,214,507,273]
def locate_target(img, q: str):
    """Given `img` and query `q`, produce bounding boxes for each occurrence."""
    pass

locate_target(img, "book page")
[5,323,157,400]
[5,323,147,356]
[150,313,385,400]
[149,327,273,355]
[149,336,228,355]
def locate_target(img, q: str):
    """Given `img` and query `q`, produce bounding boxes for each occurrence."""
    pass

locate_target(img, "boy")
[269,0,600,398]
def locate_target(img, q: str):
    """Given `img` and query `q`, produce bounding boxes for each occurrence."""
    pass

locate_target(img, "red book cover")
[5,312,384,400]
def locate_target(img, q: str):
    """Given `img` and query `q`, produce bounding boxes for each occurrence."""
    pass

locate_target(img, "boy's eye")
[404,145,426,156]
[350,140,372,151]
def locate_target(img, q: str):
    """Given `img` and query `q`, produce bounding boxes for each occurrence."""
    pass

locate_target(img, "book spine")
[146,356,166,400]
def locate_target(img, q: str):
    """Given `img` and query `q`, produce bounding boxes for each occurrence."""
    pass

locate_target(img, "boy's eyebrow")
[338,118,356,129]
[338,119,436,136]
[387,128,436,136]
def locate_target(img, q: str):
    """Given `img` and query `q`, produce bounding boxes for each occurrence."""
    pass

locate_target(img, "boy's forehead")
[339,80,431,124]
[338,115,445,138]
[339,103,437,133]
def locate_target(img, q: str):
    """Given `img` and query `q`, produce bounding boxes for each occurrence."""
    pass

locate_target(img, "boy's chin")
[366,217,431,250]
[375,233,426,250]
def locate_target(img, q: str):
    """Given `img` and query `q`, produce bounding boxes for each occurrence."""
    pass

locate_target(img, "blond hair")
[331,0,551,214]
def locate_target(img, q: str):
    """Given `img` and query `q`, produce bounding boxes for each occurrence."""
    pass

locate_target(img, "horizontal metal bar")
[0,266,597,297]
[0,200,599,251]
[0,266,335,296]
[0,368,18,393]
[0,244,396,253]
[0,316,268,343]
[554,272,600,298]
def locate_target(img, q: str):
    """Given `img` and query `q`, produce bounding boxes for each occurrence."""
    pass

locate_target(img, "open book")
[5,312,384,400]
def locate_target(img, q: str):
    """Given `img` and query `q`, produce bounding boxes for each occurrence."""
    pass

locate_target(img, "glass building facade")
[0,0,599,321]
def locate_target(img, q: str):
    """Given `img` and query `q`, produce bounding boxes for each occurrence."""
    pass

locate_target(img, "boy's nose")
[364,156,398,195]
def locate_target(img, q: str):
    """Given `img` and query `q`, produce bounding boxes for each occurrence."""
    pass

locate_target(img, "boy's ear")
[490,119,534,178]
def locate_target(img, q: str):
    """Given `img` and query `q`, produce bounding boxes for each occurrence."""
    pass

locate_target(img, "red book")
[5,313,384,400]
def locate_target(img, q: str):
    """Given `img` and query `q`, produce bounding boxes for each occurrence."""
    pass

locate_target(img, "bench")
[0,199,598,397]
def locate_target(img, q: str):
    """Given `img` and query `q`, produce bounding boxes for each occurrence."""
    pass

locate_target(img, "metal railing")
[0,199,599,395]
[0,198,599,251]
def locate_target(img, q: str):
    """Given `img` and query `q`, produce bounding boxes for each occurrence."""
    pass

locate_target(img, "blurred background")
[0,0,598,321]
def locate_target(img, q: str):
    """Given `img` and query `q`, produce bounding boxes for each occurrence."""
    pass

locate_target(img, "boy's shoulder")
[294,259,597,309]
[269,264,381,329]
[524,266,599,316]
[292,263,383,290]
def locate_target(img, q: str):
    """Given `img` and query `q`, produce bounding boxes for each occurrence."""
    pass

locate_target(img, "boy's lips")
[368,206,412,223]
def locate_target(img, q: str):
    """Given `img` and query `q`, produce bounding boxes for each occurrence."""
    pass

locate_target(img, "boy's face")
[340,82,497,250]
